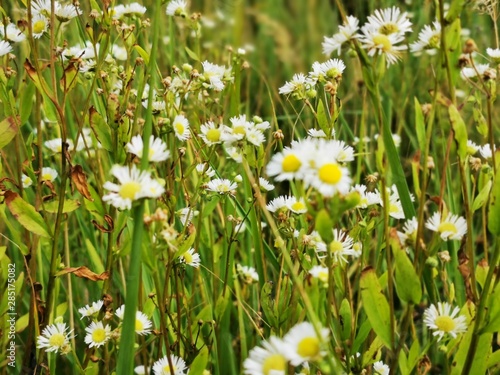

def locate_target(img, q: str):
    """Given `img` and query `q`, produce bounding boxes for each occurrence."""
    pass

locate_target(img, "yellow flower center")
[329,240,343,253]
[291,201,306,212]
[317,271,328,283]
[233,126,246,135]
[297,337,320,358]
[326,68,341,79]
[48,333,65,347]
[183,251,193,264]
[91,327,107,343]
[119,181,141,200]
[163,364,177,374]
[281,154,301,173]
[379,23,398,35]
[438,222,457,234]
[372,34,392,52]
[175,122,185,135]
[429,34,440,49]
[435,316,456,332]
[42,173,53,181]
[206,128,221,142]
[262,354,287,375]
[135,318,144,332]
[318,163,342,184]
[33,20,47,34]
[389,203,400,214]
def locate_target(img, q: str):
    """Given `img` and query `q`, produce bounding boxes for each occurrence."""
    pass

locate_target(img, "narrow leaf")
[414,97,426,152]
[189,347,209,375]
[449,104,468,160]
[5,190,50,238]
[0,115,20,149]
[488,156,500,235]
[43,199,81,213]
[391,232,422,304]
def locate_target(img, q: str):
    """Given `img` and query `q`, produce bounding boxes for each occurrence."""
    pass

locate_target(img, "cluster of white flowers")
[109,2,147,20]
[243,322,329,374]
[266,138,354,197]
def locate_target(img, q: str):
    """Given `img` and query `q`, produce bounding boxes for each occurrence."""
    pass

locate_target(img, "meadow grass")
[0,0,500,374]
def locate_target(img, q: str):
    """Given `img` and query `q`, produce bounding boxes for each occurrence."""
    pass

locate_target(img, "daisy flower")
[102,165,164,210]
[397,217,418,249]
[236,264,259,284]
[309,265,329,284]
[126,135,170,162]
[423,302,467,341]
[199,121,226,145]
[266,146,306,181]
[41,167,58,182]
[245,128,266,146]
[152,354,188,375]
[123,3,147,16]
[258,177,274,192]
[303,155,351,197]
[0,40,12,57]
[309,58,346,82]
[466,140,479,155]
[279,73,314,97]
[22,174,33,188]
[365,6,412,36]
[205,178,237,194]
[266,196,288,212]
[78,300,104,319]
[359,26,407,66]
[243,336,288,375]
[307,129,326,138]
[172,114,191,141]
[322,15,360,55]
[30,0,52,16]
[410,21,441,56]
[36,322,74,354]
[328,229,355,263]
[373,361,390,375]
[282,322,330,365]
[84,321,111,348]
[115,305,153,336]
[55,4,81,21]
[165,0,188,17]
[285,196,308,214]
[179,248,201,268]
[177,206,198,226]
[425,212,467,241]
[201,60,226,91]
[31,13,49,39]
[350,184,380,208]
[487,47,500,63]
[44,138,75,153]
[195,163,216,178]
[1,23,26,43]
[479,143,496,159]
[461,63,491,80]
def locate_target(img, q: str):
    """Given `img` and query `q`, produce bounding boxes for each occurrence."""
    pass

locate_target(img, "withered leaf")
[71,165,93,201]
[92,214,114,233]
[56,266,109,281]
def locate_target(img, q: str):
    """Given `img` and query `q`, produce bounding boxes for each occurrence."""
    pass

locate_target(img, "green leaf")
[0,115,19,149]
[89,106,113,151]
[134,45,150,64]
[482,282,500,333]
[185,46,200,62]
[487,350,500,369]
[43,199,81,214]
[5,191,50,238]
[19,81,36,125]
[360,267,392,349]
[15,313,29,332]
[391,238,422,304]
[339,298,352,341]
[473,179,492,212]
[488,159,500,235]
[414,97,426,152]
[448,104,468,161]
[316,100,330,135]
[189,346,209,375]
[315,209,333,243]
[215,293,229,322]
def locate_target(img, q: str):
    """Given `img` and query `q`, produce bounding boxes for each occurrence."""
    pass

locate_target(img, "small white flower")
[199,121,226,145]
[166,0,188,17]
[84,321,112,348]
[479,143,496,159]
[177,206,198,226]
[307,129,326,138]
[282,322,330,365]
[115,305,153,335]
[279,73,314,96]
[126,135,170,162]
[258,177,274,192]
[410,21,441,56]
[245,128,266,146]
[309,265,329,284]
[309,58,346,82]
[359,25,407,66]
[425,212,467,241]
[328,229,355,264]
[1,23,26,43]
[397,217,419,250]
[152,354,188,375]
[0,40,12,57]
[322,15,360,55]
[44,138,75,153]
[31,0,52,16]
[205,178,237,194]
[41,167,58,182]
[22,174,33,188]
[423,302,467,341]
[111,44,128,61]
[37,322,74,354]
[32,13,50,39]
[179,248,201,268]
[467,140,479,155]
[266,196,288,212]
[285,196,308,214]
[365,6,412,36]
[373,361,390,375]
[201,60,226,91]
[196,163,216,177]
[236,264,259,284]
[172,114,191,141]
[244,336,288,375]
[124,3,147,16]
[56,4,81,21]
[78,300,104,319]
[461,63,490,80]
[487,47,500,63]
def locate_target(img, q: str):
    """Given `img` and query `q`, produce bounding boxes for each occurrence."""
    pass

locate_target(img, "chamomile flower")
[41,167,58,182]
[201,60,226,91]
[373,361,390,375]
[258,177,275,192]
[115,305,153,335]
[246,128,266,146]
[1,23,26,43]
[243,336,288,375]
[30,0,52,16]
[309,58,346,82]
[410,21,441,56]
[309,265,329,285]
[126,135,170,162]
[44,138,75,153]
[78,300,104,319]
[199,121,226,145]
[322,15,360,55]
[285,196,308,214]
[425,212,467,241]
[328,229,355,264]
[205,178,237,194]
[266,146,305,181]
[123,3,147,16]
[266,196,288,212]
[423,302,467,341]
[179,248,201,268]
[282,322,330,365]
[31,13,49,38]
[103,165,165,210]
[84,321,111,348]
[304,155,351,197]
[236,264,259,284]
[279,73,313,97]
[36,322,74,354]
[172,114,191,141]
[0,40,12,57]
[152,354,188,375]
[365,7,412,36]
[397,217,419,250]
[56,4,81,21]
[22,174,33,188]
[359,26,407,66]
[166,0,188,17]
